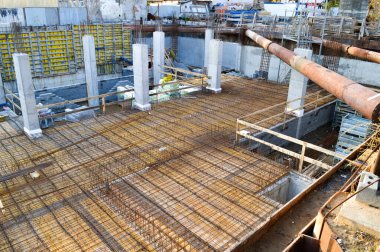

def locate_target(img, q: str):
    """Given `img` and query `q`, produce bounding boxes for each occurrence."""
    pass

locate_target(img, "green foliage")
[327,0,340,10]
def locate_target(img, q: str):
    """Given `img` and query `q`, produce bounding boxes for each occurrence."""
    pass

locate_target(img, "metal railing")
[235,90,360,172]
[38,65,207,120]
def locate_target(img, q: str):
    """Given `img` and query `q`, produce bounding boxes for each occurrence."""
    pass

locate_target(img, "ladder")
[258,49,271,80]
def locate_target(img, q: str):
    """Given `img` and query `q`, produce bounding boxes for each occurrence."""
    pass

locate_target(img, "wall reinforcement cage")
[0,24,133,82]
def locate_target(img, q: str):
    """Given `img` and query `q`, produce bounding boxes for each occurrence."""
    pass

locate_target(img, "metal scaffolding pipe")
[124,25,242,34]
[323,39,380,64]
[245,29,380,122]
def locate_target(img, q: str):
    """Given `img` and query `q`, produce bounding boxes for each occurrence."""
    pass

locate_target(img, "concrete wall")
[59,7,87,25]
[4,70,122,93]
[264,176,290,204]
[222,42,240,70]
[337,58,380,87]
[25,8,59,26]
[177,38,380,86]
[262,171,313,204]
[142,36,173,50]
[34,75,133,102]
[253,101,335,155]
[177,37,241,70]
[178,36,204,67]
[0,0,58,8]
[287,172,313,201]
[240,46,262,76]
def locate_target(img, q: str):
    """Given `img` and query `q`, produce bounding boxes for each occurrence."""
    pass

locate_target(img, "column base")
[135,103,151,111]
[206,87,222,93]
[285,108,304,117]
[88,99,100,108]
[24,127,43,139]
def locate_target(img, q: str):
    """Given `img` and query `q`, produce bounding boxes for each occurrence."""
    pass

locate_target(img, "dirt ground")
[249,168,352,252]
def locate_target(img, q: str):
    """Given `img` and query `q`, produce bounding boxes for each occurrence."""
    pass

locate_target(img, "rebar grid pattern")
[0,77,326,251]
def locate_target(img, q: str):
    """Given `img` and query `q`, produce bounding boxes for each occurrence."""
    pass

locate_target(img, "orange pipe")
[245,29,380,122]
[323,39,380,64]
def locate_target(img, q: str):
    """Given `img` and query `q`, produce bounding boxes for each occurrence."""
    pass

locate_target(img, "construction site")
[0,0,380,251]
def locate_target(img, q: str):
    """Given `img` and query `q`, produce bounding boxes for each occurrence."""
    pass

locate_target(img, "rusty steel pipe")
[245,29,380,121]
[323,39,380,64]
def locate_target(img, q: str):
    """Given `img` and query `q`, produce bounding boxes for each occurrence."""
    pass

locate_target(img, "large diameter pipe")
[245,30,380,121]
[323,39,380,64]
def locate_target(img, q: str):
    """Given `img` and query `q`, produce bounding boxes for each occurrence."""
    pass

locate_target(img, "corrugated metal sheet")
[0,0,58,8]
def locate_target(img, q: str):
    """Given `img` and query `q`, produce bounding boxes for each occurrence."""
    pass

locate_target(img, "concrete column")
[286,48,313,117]
[13,53,42,139]
[153,31,165,85]
[0,74,5,104]
[133,44,151,111]
[83,35,99,107]
[235,44,242,72]
[207,39,223,93]
[203,28,214,69]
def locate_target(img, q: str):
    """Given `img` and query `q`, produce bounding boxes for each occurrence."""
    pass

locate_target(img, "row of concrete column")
[9,30,311,139]
[132,30,224,110]
[9,36,101,139]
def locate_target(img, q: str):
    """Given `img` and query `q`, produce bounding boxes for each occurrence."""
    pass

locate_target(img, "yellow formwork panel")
[0,24,132,81]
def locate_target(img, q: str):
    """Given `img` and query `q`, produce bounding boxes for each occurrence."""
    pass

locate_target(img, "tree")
[368,0,380,22]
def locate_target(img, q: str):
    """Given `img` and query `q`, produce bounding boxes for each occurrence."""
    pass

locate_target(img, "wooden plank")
[237,130,333,170]
[237,119,346,159]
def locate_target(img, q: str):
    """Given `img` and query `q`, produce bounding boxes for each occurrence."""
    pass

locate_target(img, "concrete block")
[337,196,380,238]
[13,53,42,139]
[354,171,380,208]
[133,44,151,111]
